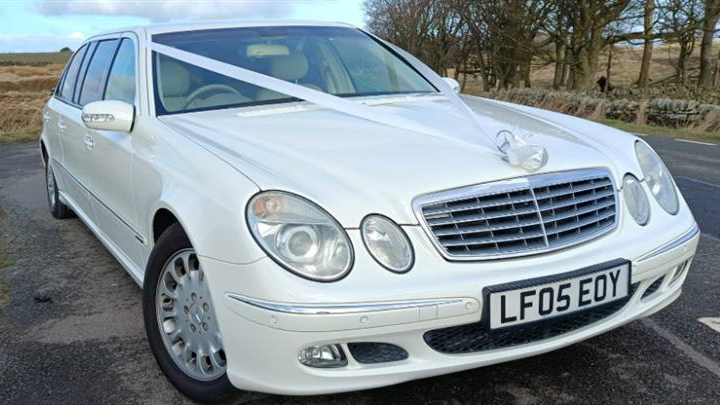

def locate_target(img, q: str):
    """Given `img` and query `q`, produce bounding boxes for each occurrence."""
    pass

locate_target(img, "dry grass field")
[0,63,64,144]
[0,51,71,66]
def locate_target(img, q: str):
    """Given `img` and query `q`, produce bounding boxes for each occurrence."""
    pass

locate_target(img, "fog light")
[298,344,347,368]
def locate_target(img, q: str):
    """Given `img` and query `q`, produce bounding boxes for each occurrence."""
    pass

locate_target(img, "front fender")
[133,118,266,267]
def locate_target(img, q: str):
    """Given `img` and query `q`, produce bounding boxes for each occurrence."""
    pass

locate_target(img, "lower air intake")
[347,342,408,364]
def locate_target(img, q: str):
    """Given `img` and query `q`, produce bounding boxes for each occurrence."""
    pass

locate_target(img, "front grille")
[424,286,636,354]
[347,342,408,364]
[415,169,617,260]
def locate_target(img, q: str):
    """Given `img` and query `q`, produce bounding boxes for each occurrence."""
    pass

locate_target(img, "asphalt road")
[0,135,718,405]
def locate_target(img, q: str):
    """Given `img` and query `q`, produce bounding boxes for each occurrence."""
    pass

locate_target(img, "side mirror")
[442,77,461,94]
[81,100,134,133]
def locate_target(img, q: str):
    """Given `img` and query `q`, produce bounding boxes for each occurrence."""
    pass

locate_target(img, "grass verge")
[0,130,39,145]
[593,120,720,144]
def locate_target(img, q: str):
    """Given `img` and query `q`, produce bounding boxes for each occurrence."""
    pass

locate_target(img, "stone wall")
[480,88,720,133]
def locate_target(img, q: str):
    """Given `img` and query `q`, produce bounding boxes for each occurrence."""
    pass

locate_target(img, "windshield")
[152,26,437,115]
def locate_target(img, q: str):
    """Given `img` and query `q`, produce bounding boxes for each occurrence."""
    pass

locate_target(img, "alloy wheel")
[155,249,226,381]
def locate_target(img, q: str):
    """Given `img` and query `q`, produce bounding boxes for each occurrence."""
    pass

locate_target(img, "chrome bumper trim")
[637,223,700,262]
[226,294,463,315]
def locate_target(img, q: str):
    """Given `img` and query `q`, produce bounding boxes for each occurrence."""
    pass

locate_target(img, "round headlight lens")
[622,174,650,226]
[247,191,353,281]
[635,141,679,214]
[361,215,414,273]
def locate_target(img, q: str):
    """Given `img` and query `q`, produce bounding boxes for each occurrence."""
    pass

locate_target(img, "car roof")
[89,19,358,41]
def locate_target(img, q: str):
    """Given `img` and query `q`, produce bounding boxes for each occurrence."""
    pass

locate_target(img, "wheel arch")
[152,207,181,243]
[39,138,48,167]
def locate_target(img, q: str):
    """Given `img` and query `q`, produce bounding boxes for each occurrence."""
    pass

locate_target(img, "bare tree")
[364,0,463,73]
[658,0,701,85]
[698,0,720,87]
[637,0,656,87]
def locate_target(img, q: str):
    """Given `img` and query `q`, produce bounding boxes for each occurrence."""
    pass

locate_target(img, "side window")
[57,44,88,100]
[104,39,136,104]
[78,39,119,106]
[74,41,98,104]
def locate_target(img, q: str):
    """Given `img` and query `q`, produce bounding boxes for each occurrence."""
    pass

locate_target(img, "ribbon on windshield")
[150,42,500,156]
[152,38,549,172]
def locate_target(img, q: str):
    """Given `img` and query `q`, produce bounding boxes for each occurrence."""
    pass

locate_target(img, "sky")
[0,0,366,52]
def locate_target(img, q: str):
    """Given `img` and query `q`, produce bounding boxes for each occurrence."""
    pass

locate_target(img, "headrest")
[159,59,191,97]
[246,44,289,58]
[268,53,309,81]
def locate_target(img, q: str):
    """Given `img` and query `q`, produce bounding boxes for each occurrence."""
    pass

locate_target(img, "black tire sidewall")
[45,163,58,216]
[45,162,71,219]
[142,223,235,402]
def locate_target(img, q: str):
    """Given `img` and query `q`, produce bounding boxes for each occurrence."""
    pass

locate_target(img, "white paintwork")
[81,100,135,133]
[40,20,699,395]
[442,77,461,93]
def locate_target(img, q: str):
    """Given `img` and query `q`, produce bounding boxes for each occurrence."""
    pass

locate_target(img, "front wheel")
[143,223,235,402]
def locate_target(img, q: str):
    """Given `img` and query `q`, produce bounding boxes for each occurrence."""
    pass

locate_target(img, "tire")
[143,223,236,402]
[45,162,72,219]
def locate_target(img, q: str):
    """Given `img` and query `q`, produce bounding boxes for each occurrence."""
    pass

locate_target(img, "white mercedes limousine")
[40,20,699,401]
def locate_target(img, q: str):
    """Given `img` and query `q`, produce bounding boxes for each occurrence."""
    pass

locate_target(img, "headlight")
[635,141,679,214]
[622,174,650,225]
[246,191,353,281]
[361,215,414,273]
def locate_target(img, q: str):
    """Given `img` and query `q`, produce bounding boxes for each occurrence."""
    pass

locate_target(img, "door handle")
[83,135,94,149]
[57,120,67,131]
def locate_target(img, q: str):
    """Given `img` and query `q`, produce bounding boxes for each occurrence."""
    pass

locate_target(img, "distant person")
[597,76,614,92]
[597,76,608,92]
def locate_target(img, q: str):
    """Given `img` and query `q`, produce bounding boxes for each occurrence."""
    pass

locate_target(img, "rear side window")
[74,41,98,104]
[104,39,136,104]
[78,39,119,106]
[57,44,88,100]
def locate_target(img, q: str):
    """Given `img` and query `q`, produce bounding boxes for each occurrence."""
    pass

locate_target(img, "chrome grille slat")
[422,194,535,215]
[414,169,618,260]
[425,206,538,226]
[533,179,613,199]
[535,189,615,211]
[541,199,615,222]
[543,211,616,236]
[440,230,546,247]
[432,218,543,236]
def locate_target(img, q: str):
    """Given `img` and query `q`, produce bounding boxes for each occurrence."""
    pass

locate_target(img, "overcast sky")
[0,0,366,52]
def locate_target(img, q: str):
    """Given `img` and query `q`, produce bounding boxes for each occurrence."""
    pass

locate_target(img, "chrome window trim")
[226,294,463,315]
[412,168,619,261]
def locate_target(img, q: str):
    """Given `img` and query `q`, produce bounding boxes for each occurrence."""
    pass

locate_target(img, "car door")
[43,52,78,165]
[51,42,96,218]
[84,35,144,268]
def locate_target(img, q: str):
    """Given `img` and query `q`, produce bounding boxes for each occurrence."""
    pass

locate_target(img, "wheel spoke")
[156,248,225,381]
[209,348,226,370]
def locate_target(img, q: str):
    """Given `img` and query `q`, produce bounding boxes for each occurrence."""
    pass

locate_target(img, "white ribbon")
[150,42,500,155]
[150,38,551,172]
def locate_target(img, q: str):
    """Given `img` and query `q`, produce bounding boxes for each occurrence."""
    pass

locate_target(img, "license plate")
[486,261,631,330]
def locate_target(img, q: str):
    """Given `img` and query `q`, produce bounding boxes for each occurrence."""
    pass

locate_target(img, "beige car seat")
[255,53,322,101]
[158,58,192,112]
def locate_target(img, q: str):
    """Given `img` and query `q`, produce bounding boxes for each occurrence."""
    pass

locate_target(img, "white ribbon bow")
[495,130,549,172]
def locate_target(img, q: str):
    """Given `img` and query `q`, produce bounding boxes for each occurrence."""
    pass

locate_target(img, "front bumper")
[202,220,699,395]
